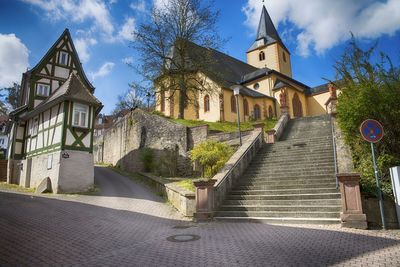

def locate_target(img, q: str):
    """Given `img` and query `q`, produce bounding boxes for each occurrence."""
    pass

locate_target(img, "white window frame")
[37,83,50,97]
[59,51,69,66]
[72,103,89,128]
[31,118,39,136]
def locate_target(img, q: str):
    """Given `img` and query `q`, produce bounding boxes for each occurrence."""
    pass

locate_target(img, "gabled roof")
[247,6,289,53]
[29,28,95,93]
[21,73,102,119]
[227,85,276,100]
[273,79,289,90]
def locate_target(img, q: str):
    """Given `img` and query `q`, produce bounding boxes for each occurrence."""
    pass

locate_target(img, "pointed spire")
[247,5,289,53]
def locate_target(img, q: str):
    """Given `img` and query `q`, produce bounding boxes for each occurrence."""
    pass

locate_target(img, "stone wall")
[94,109,192,176]
[363,197,399,229]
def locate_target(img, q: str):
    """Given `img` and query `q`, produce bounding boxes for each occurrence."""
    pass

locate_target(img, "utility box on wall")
[389,166,400,228]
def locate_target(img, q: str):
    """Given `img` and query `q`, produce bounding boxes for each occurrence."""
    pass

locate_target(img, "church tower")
[246,5,292,77]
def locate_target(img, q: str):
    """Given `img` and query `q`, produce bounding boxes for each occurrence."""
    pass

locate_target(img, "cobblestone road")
[1,167,399,266]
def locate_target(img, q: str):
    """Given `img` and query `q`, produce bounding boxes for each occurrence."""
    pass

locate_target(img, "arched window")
[204,95,210,112]
[292,93,303,118]
[160,91,165,112]
[268,105,274,119]
[231,95,236,113]
[259,51,265,61]
[243,99,249,116]
[254,104,261,120]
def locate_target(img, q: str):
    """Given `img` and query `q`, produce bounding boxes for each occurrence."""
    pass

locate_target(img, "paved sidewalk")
[0,167,399,266]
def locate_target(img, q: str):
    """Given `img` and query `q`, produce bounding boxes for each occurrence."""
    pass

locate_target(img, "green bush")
[189,140,234,179]
[140,148,154,172]
[335,37,400,198]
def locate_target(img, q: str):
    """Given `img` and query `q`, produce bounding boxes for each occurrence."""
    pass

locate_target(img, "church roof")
[21,73,102,119]
[247,6,289,53]
[273,79,289,90]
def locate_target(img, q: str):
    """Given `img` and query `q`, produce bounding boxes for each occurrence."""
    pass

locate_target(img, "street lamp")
[233,85,242,146]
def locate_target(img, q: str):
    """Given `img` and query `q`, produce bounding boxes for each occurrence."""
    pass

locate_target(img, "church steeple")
[246,5,292,77]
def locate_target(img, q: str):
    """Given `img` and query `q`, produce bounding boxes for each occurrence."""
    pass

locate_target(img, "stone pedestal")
[194,179,216,221]
[280,106,289,115]
[338,173,367,229]
[266,129,276,144]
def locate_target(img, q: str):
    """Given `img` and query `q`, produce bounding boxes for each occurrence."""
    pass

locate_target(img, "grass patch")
[73,184,101,196]
[172,118,277,133]
[0,182,35,193]
[173,179,196,192]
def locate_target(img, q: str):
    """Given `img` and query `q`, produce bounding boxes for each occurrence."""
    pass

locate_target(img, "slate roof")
[273,79,289,90]
[306,83,329,96]
[247,6,289,53]
[21,73,102,119]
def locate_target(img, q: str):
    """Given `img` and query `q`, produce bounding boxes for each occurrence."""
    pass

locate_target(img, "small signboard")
[360,119,384,143]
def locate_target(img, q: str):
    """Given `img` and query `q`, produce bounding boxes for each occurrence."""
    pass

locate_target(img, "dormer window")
[59,51,69,66]
[37,84,50,97]
[259,51,265,61]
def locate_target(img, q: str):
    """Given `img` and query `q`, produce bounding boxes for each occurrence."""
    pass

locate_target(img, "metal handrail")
[330,115,339,189]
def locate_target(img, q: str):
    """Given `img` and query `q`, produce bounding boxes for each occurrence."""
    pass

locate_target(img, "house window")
[37,84,50,97]
[160,91,165,112]
[231,95,236,113]
[73,103,89,128]
[243,99,249,116]
[59,51,69,65]
[283,52,287,62]
[259,51,265,61]
[204,95,210,112]
[31,118,39,136]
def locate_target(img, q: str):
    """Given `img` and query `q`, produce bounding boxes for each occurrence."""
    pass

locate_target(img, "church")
[156,6,336,122]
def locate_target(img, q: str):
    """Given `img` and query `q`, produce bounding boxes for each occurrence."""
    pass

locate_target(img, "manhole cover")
[166,234,201,242]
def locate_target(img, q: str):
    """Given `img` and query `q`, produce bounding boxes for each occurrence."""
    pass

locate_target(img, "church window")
[283,52,287,62]
[59,51,69,66]
[37,83,50,97]
[259,51,265,61]
[231,95,236,113]
[160,91,165,112]
[73,103,89,128]
[204,95,210,112]
[243,99,249,116]
[254,104,261,120]
[253,83,260,90]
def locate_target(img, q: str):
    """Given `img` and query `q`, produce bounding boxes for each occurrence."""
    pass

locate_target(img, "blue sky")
[0,0,399,114]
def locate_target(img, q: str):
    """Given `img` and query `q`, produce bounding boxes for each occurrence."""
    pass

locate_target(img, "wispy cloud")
[117,17,136,42]
[0,33,29,88]
[90,62,115,80]
[130,0,146,13]
[122,56,133,65]
[74,37,97,64]
[243,0,400,57]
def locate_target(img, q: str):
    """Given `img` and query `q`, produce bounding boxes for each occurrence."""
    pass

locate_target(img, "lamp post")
[233,85,242,146]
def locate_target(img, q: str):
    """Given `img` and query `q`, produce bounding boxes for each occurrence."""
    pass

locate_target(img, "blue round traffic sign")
[360,119,384,143]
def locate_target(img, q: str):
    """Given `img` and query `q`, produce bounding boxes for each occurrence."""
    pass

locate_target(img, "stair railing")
[330,115,339,189]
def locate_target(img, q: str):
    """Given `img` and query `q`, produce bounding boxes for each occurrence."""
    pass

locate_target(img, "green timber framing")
[25,29,94,110]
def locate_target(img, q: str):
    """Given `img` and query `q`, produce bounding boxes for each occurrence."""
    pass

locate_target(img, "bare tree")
[131,0,223,119]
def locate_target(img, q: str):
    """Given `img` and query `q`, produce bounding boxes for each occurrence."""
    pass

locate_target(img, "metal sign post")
[360,119,386,230]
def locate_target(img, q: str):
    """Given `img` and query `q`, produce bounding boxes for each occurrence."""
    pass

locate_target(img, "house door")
[292,93,303,118]
[254,104,261,120]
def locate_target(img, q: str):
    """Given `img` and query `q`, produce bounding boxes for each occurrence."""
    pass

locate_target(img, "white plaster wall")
[58,150,94,193]
[54,66,69,79]
[28,151,62,193]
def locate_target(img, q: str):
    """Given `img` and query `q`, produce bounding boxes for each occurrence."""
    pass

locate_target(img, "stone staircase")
[215,115,341,224]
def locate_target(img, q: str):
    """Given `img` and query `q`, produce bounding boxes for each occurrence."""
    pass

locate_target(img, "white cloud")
[117,17,136,41]
[21,0,115,39]
[90,62,115,80]
[122,56,133,65]
[0,34,29,88]
[130,0,146,12]
[74,37,97,63]
[243,0,400,57]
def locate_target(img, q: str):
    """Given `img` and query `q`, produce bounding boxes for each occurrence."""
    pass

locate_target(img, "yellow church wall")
[198,91,221,122]
[246,44,279,70]
[273,87,308,118]
[277,45,292,77]
[244,76,275,97]
[307,92,330,116]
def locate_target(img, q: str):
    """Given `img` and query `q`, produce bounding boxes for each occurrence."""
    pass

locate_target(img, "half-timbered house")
[8,29,102,193]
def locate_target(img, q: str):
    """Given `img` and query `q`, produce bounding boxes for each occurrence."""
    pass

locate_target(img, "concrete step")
[214,211,340,218]
[214,217,341,224]
[226,193,341,201]
[244,170,335,177]
[242,174,336,181]
[219,205,341,212]
[238,178,336,186]
[250,157,334,165]
[230,188,339,195]
[222,199,342,206]
[250,163,334,170]
[236,183,337,190]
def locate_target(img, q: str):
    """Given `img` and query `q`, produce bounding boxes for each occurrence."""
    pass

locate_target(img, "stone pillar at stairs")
[337,173,367,229]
